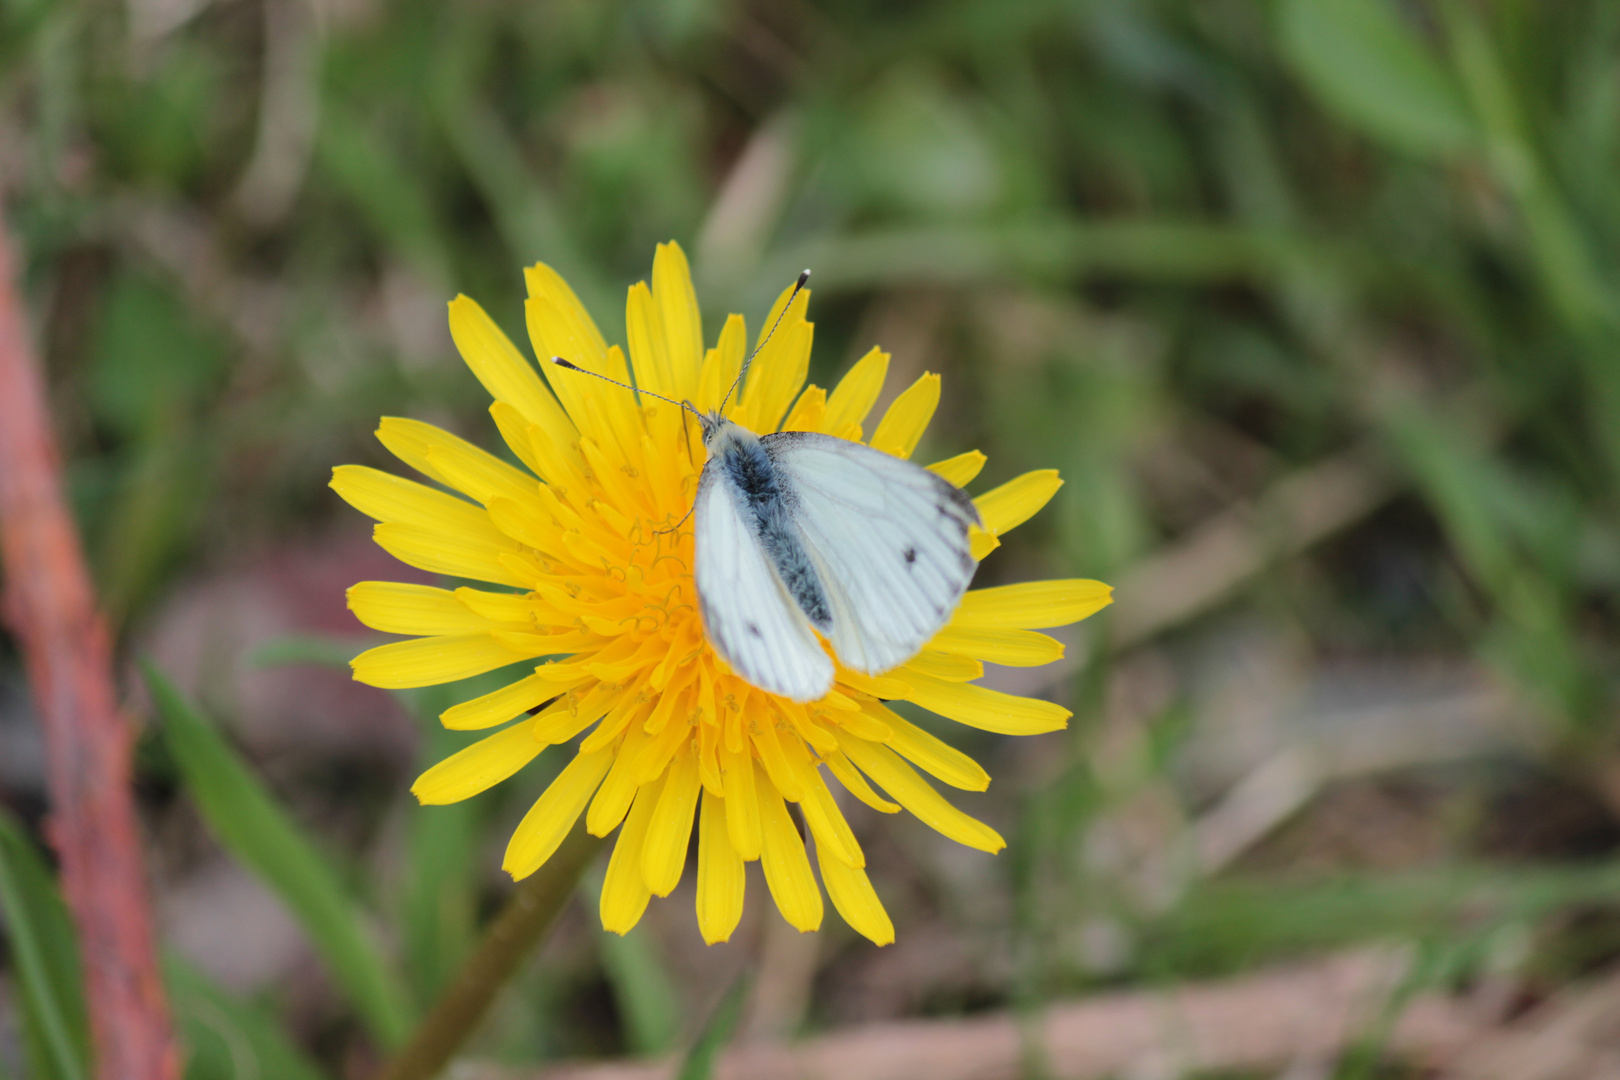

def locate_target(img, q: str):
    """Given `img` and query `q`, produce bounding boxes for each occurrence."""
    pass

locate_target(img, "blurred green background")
[3,0,1620,1077]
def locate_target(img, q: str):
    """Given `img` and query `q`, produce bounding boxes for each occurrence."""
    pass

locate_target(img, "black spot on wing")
[903,547,917,564]
[746,621,762,638]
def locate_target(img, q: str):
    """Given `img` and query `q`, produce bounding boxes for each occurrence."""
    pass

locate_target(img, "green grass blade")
[1278,0,1477,156]
[244,635,362,671]
[600,926,681,1056]
[164,955,330,1080]
[0,809,90,1080]
[675,972,749,1080]
[1146,861,1620,976]
[143,664,413,1047]
[398,723,480,1009]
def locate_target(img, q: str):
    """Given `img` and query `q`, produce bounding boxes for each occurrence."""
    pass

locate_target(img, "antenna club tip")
[797,269,811,286]
[550,357,579,370]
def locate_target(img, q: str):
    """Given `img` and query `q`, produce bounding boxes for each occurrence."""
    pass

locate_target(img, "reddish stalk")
[0,227,180,1077]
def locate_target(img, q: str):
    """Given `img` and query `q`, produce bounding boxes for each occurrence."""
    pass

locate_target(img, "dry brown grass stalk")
[0,226,180,1079]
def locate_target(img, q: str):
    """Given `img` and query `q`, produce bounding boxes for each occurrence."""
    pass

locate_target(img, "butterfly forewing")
[762,432,980,675]
[693,457,836,701]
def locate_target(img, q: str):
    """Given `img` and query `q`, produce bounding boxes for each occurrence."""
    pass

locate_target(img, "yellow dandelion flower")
[335,242,1112,945]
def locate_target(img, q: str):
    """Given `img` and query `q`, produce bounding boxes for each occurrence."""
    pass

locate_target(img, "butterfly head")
[695,410,733,446]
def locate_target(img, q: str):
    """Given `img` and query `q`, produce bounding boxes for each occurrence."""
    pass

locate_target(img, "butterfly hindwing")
[762,431,980,675]
[693,455,835,701]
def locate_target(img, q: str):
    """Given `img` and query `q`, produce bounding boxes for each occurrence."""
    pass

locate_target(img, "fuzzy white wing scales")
[693,461,835,701]
[764,432,980,675]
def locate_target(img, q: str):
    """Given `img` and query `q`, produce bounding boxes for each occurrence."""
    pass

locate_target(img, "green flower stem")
[376,826,606,1080]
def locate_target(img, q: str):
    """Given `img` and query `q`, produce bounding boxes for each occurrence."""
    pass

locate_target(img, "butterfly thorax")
[704,420,778,501]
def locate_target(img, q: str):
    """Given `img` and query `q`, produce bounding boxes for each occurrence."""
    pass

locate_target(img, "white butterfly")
[690,412,981,701]
[552,271,981,702]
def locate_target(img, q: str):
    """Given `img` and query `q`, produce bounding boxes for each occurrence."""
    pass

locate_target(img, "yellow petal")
[868,373,939,459]
[652,241,703,399]
[898,650,983,683]
[782,709,838,755]
[347,582,491,636]
[816,843,894,946]
[832,707,891,743]
[975,469,1062,536]
[372,523,527,588]
[485,497,555,551]
[587,721,654,837]
[524,294,631,435]
[633,704,693,784]
[822,347,889,435]
[835,669,911,700]
[925,626,1065,667]
[571,389,647,496]
[524,262,610,363]
[695,314,745,413]
[901,673,1070,736]
[625,280,675,398]
[823,749,900,813]
[503,745,614,879]
[351,633,534,689]
[696,789,745,945]
[330,466,498,541]
[952,579,1114,630]
[756,762,823,931]
[489,402,548,478]
[440,671,573,731]
[535,682,635,746]
[448,295,575,437]
[819,689,864,713]
[453,586,540,623]
[835,732,1003,853]
[641,746,701,897]
[412,719,544,805]
[721,739,762,861]
[862,701,989,791]
[424,441,537,510]
[927,450,986,487]
[580,695,654,755]
[737,283,811,432]
[377,418,533,507]
[793,758,863,868]
[496,551,551,589]
[969,527,999,562]
[518,416,589,492]
[750,723,803,802]
[781,385,827,433]
[600,773,663,935]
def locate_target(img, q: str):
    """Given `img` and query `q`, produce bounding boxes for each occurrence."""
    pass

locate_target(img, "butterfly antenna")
[718,269,810,417]
[549,358,704,421]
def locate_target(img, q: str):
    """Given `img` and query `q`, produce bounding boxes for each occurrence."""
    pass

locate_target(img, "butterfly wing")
[762,432,981,675]
[693,457,835,702]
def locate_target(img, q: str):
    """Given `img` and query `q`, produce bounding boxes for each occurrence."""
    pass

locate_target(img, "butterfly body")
[693,412,981,702]
[699,417,835,635]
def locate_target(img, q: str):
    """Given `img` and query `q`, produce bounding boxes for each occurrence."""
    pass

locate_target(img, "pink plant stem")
[0,226,180,1079]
